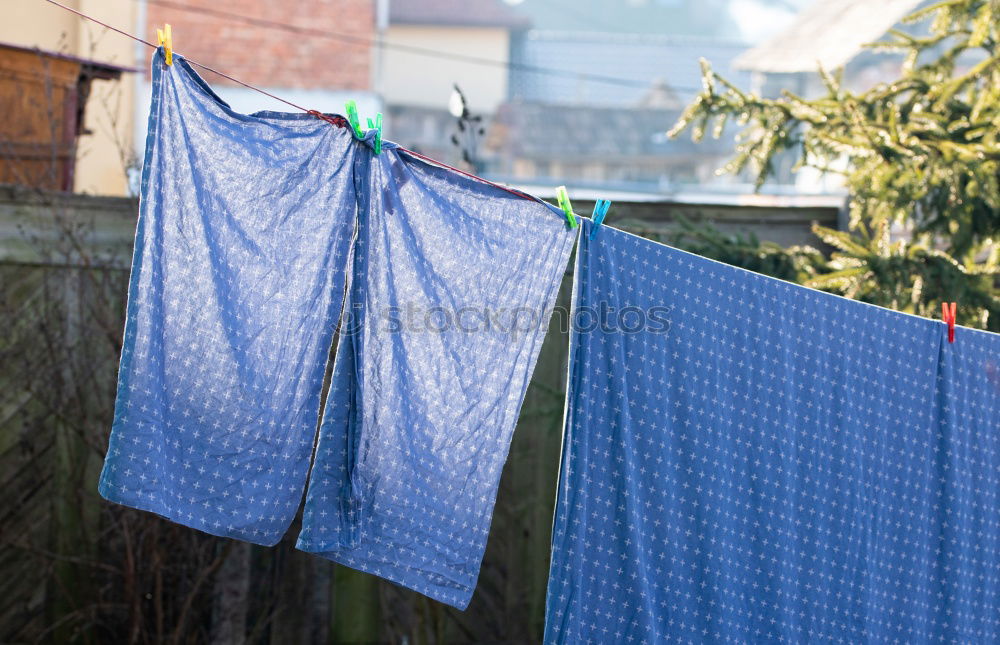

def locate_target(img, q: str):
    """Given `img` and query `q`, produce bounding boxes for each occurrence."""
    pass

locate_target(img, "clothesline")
[41,0,549,206]
[99,51,577,609]
[83,6,1000,633]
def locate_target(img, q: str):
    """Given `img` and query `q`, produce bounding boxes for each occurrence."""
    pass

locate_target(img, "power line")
[41,0,551,206]
[143,0,706,94]
[41,0,319,113]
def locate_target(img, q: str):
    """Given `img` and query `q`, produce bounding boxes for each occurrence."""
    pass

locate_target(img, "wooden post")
[331,565,380,643]
[211,542,251,645]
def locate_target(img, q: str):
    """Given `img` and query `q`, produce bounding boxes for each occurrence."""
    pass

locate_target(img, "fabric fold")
[545,219,1000,643]
[98,50,357,546]
[297,146,577,609]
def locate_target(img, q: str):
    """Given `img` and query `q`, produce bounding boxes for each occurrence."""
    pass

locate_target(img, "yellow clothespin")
[156,23,173,66]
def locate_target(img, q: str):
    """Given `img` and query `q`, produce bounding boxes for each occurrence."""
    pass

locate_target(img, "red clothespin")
[942,302,956,343]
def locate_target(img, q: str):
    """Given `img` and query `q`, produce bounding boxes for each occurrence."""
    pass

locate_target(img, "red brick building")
[146,0,375,91]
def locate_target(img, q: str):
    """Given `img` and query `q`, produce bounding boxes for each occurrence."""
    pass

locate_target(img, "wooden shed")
[0,42,133,192]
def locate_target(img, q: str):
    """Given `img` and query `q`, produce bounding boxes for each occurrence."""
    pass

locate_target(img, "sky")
[728,0,815,43]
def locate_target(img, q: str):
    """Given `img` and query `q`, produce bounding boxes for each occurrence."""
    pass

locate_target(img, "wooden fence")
[0,184,838,644]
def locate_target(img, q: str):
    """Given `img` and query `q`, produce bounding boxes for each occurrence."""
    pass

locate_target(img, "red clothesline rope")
[41,0,544,205]
[397,149,545,204]
[42,0,157,48]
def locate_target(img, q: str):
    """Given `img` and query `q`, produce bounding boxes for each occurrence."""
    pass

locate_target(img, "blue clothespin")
[555,186,579,229]
[344,100,364,139]
[589,199,611,240]
[366,113,383,154]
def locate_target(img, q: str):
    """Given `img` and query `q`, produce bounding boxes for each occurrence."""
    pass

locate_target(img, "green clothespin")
[345,101,383,154]
[366,112,383,155]
[344,100,363,139]
[555,185,579,229]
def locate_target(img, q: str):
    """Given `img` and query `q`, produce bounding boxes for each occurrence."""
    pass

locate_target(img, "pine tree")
[669,0,1000,331]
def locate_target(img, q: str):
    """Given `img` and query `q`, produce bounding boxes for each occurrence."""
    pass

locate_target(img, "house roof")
[733,0,927,73]
[0,41,138,78]
[510,32,750,108]
[488,100,732,160]
[389,0,531,29]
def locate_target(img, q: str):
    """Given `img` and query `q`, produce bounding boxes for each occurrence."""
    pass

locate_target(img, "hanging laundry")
[98,50,358,545]
[545,220,1000,643]
[296,147,577,609]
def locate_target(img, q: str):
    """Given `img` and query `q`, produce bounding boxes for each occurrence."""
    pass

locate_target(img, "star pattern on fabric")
[297,150,578,609]
[99,53,357,546]
[546,221,1000,643]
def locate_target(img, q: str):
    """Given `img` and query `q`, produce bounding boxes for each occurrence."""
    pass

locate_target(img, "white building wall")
[381,25,509,113]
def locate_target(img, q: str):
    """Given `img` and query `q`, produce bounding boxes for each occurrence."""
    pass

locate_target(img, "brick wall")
[147,0,374,90]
